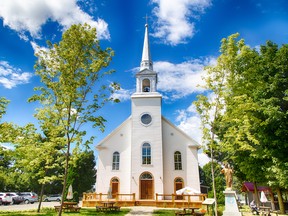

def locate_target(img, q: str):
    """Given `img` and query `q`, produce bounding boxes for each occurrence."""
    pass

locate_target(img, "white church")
[95,24,201,200]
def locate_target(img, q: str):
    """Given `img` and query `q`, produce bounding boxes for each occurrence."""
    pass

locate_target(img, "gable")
[136,68,156,75]
[162,116,200,149]
[96,116,132,150]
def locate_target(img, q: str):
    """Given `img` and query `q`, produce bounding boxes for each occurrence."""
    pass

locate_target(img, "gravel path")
[0,201,66,212]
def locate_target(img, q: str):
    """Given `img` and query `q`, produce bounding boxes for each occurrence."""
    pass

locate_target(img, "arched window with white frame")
[142,143,151,165]
[112,151,120,170]
[174,151,182,170]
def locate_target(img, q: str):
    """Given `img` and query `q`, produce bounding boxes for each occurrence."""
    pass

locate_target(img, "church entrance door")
[175,177,184,200]
[111,178,119,198]
[140,172,154,199]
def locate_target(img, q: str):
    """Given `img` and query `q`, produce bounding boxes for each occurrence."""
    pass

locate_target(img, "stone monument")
[221,163,242,216]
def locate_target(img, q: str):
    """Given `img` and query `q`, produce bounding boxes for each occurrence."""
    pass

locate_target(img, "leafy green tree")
[66,149,96,202]
[202,162,225,205]
[193,34,232,215]
[29,23,119,216]
[10,123,64,212]
[0,97,15,191]
[198,33,288,212]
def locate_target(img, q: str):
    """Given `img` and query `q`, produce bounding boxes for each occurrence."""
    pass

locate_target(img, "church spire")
[140,23,153,71]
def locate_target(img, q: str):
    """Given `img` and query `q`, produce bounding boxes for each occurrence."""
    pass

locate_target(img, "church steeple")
[134,23,159,94]
[140,24,153,71]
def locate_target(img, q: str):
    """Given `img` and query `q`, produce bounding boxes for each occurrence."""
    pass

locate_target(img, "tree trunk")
[58,142,71,216]
[269,191,275,211]
[276,188,285,214]
[210,133,218,216]
[253,182,260,207]
[211,159,218,216]
[37,183,45,213]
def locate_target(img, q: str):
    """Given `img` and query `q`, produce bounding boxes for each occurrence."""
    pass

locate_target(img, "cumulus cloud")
[0,61,33,89]
[176,103,202,143]
[198,152,210,167]
[111,88,133,102]
[175,102,210,166]
[151,0,211,45]
[154,57,216,99]
[0,0,109,40]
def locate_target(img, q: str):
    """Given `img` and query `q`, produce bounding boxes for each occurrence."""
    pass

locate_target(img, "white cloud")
[151,0,211,45]
[154,57,216,99]
[0,0,109,40]
[0,61,33,89]
[30,41,49,55]
[176,103,202,143]
[175,102,210,166]
[111,88,133,102]
[198,152,210,167]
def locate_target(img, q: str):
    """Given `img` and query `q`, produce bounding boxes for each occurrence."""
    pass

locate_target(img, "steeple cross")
[144,14,149,25]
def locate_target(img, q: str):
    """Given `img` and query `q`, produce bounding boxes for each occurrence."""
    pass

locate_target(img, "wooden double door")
[140,173,154,199]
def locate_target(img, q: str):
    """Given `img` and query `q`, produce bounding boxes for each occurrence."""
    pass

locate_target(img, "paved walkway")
[125,206,155,215]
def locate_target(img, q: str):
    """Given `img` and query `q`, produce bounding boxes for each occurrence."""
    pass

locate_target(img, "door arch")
[174,177,184,200]
[110,177,119,198]
[140,172,154,199]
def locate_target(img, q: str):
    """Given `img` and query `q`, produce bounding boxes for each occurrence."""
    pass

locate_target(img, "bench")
[54,205,81,212]
[270,210,280,216]
[175,211,205,216]
[194,213,205,216]
[96,205,121,212]
[54,206,61,212]
[175,211,193,215]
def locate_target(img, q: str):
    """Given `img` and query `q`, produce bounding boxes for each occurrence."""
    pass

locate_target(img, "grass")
[153,209,177,216]
[0,207,131,216]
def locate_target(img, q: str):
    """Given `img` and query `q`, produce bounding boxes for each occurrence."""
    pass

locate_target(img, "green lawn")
[153,209,177,216]
[0,207,131,216]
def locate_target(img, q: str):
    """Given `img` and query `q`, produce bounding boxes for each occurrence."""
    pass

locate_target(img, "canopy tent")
[242,182,271,192]
[176,186,200,195]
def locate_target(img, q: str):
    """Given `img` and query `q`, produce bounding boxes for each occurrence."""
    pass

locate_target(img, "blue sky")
[0,0,288,166]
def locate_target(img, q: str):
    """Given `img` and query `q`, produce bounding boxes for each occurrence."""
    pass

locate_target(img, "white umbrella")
[67,184,73,200]
[107,187,112,200]
[260,191,268,203]
[176,186,200,195]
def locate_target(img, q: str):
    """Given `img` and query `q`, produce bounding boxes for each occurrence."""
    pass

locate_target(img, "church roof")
[140,24,153,71]
[95,115,200,149]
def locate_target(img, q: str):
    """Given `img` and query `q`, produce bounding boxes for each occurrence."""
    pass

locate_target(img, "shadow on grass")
[153,209,176,216]
[0,207,131,216]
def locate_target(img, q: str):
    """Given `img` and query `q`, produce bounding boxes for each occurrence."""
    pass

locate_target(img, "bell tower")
[130,23,164,199]
[135,24,158,94]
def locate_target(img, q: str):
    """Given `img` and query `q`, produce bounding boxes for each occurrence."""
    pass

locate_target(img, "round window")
[141,114,152,125]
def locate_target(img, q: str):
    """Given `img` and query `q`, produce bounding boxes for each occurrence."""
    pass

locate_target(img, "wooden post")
[99,193,102,201]
[132,193,135,201]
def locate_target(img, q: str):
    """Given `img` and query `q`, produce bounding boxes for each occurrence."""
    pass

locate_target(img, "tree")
[202,162,225,204]
[193,34,232,215]
[0,97,15,191]
[66,149,96,202]
[29,23,119,215]
[198,33,288,213]
[11,123,64,212]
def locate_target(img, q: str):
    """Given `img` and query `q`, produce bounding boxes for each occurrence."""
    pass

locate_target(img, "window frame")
[142,143,151,165]
[174,151,182,170]
[112,151,120,170]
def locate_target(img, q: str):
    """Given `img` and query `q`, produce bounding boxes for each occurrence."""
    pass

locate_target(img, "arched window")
[174,151,182,170]
[112,152,120,170]
[142,78,150,92]
[142,143,151,165]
